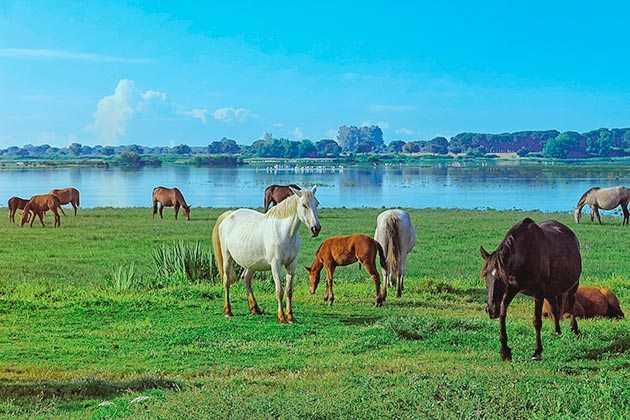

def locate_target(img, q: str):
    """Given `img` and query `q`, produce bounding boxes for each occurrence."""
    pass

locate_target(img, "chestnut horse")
[152,187,191,220]
[8,196,29,223]
[543,286,624,319]
[20,194,66,227]
[304,233,387,307]
[263,184,301,213]
[49,187,80,215]
[480,218,581,361]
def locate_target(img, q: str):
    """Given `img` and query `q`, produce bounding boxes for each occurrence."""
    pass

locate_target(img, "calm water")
[1,163,628,212]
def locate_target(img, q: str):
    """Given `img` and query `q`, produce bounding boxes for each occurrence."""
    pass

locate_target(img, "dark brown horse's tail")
[375,241,387,270]
[384,215,401,278]
[75,191,80,207]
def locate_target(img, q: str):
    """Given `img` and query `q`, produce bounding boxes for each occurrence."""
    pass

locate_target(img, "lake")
[1,163,628,213]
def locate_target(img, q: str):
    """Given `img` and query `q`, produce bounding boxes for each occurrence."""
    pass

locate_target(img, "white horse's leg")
[284,259,297,323]
[271,260,287,323]
[242,269,261,315]
[397,255,406,298]
[222,250,236,317]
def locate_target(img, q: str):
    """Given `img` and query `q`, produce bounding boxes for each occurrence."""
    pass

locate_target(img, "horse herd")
[6,183,627,361]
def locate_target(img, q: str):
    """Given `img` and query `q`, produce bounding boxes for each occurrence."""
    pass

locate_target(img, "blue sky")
[1,1,630,147]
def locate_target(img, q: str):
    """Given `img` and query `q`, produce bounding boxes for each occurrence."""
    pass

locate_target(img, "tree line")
[2,126,629,160]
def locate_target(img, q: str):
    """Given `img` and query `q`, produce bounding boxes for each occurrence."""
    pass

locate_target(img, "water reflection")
[0,164,628,212]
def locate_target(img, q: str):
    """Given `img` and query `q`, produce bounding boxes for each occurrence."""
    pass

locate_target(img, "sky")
[1,1,630,148]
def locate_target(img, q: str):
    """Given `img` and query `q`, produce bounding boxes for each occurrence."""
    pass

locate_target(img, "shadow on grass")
[569,335,630,361]
[0,376,183,401]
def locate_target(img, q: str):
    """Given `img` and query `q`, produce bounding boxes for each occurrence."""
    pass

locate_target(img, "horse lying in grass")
[20,194,66,228]
[304,233,387,307]
[480,218,581,361]
[8,196,29,224]
[152,187,191,220]
[574,186,630,225]
[374,209,416,299]
[263,184,301,213]
[49,187,80,215]
[213,186,321,323]
[543,286,624,319]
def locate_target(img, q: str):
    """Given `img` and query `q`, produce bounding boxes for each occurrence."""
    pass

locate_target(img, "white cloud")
[396,127,414,136]
[361,120,389,129]
[369,104,413,113]
[183,108,208,124]
[0,48,149,63]
[212,107,258,123]
[292,127,304,140]
[89,79,170,143]
[325,129,337,138]
[273,122,284,128]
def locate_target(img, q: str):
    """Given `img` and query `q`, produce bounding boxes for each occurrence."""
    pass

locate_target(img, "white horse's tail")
[212,211,237,284]
[384,215,401,279]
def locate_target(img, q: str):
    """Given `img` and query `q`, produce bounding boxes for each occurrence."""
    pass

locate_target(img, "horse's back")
[537,220,581,293]
[219,208,278,269]
[376,209,416,251]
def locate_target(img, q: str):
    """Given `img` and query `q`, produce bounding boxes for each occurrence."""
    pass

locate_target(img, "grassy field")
[0,207,628,418]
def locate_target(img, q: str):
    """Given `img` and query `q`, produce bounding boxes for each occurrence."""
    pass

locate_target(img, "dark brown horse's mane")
[576,187,600,206]
[490,218,535,279]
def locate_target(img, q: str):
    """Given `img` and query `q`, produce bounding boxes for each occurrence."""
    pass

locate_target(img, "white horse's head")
[290,185,321,237]
[573,207,582,223]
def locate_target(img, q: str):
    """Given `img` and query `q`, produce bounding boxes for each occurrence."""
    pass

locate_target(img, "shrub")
[111,264,139,292]
[153,241,213,283]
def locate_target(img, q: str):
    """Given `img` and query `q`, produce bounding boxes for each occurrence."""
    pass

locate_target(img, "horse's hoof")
[531,354,542,361]
[286,314,296,323]
[224,313,233,318]
[500,349,512,362]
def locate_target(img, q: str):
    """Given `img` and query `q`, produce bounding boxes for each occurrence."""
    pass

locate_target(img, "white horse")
[212,186,321,323]
[374,209,416,298]
[574,186,630,225]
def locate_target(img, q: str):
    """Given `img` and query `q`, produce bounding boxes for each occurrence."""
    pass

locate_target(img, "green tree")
[387,140,406,153]
[543,132,582,158]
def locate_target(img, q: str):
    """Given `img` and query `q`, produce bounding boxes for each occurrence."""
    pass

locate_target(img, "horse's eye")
[302,204,308,209]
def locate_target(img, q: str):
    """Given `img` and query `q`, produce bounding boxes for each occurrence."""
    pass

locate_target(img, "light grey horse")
[574,186,630,225]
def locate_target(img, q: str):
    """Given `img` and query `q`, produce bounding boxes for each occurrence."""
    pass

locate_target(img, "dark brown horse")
[480,218,581,361]
[543,286,624,319]
[152,187,190,220]
[263,184,301,213]
[304,233,387,307]
[20,194,66,228]
[8,196,29,223]
[49,187,80,215]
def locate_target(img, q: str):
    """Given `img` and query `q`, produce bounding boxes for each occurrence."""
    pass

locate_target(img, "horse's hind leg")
[222,253,237,317]
[242,269,261,315]
[594,207,602,225]
[621,203,629,226]
[532,294,544,360]
[72,201,77,216]
[159,204,164,219]
[152,200,158,218]
[549,296,562,335]
[567,287,581,335]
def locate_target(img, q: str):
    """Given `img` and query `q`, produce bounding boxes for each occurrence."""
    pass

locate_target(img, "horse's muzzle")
[310,225,321,237]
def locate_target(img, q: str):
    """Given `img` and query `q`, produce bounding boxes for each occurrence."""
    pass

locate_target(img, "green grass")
[0,207,628,418]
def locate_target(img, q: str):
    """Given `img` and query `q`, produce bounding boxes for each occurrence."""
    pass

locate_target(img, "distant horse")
[304,233,387,307]
[543,286,624,319]
[20,194,66,228]
[49,187,80,215]
[213,186,321,323]
[480,218,581,361]
[8,196,29,223]
[574,186,630,225]
[152,187,191,220]
[374,209,416,298]
[263,184,301,213]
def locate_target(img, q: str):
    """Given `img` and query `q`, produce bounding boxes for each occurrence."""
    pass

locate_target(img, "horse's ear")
[480,246,490,260]
[311,185,318,194]
[289,186,302,198]
[303,265,311,272]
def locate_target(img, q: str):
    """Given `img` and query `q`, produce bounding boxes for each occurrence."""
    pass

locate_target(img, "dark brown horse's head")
[182,204,191,220]
[304,265,321,294]
[480,246,508,319]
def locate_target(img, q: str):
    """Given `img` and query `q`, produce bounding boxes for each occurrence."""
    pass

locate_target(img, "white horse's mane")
[264,190,316,219]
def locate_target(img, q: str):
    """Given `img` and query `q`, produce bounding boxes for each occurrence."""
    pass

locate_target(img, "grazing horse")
[574,186,630,225]
[8,196,29,223]
[263,184,301,213]
[480,218,581,361]
[152,187,191,220]
[49,187,80,215]
[20,194,66,228]
[543,286,624,319]
[304,234,387,307]
[213,186,321,323]
[374,209,416,298]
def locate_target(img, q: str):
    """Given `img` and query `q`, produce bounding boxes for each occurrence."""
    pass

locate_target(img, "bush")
[516,147,529,157]
[153,241,214,283]
[111,264,140,292]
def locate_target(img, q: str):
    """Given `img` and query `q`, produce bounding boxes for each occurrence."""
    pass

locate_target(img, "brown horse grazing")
[480,218,582,361]
[152,187,191,220]
[20,194,66,228]
[543,286,624,319]
[304,233,387,307]
[8,196,29,223]
[49,187,80,215]
[263,184,301,213]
